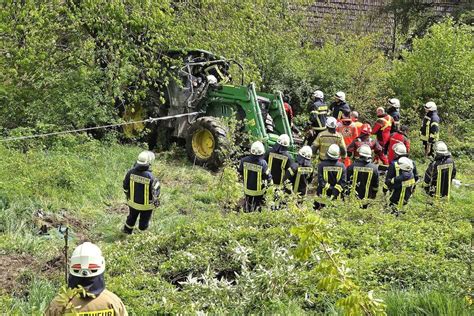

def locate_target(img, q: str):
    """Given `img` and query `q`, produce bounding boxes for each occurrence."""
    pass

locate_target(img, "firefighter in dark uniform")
[265,134,293,186]
[420,101,440,157]
[388,157,416,214]
[423,141,457,199]
[347,145,379,208]
[123,151,160,234]
[329,91,351,120]
[387,98,401,133]
[46,242,128,315]
[315,144,346,209]
[384,143,419,194]
[305,90,328,145]
[238,141,272,212]
[283,146,314,197]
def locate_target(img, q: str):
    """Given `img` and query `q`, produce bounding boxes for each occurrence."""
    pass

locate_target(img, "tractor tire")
[186,117,229,170]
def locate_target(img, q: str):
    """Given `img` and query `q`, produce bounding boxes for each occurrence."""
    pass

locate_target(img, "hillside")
[0,139,472,315]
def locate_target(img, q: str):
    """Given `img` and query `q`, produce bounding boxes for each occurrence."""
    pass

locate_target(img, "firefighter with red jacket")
[350,111,363,136]
[420,101,440,157]
[387,125,410,164]
[423,141,456,199]
[347,124,388,166]
[337,113,358,167]
[372,107,393,153]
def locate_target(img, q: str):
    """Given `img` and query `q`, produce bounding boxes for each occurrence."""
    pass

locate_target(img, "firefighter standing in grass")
[238,141,272,212]
[45,242,128,316]
[347,145,379,208]
[265,134,293,186]
[312,117,347,161]
[123,151,160,234]
[423,141,456,199]
[388,157,416,214]
[384,143,419,194]
[420,101,440,157]
[387,98,401,133]
[387,125,410,164]
[305,90,328,145]
[315,144,346,209]
[283,146,314,197]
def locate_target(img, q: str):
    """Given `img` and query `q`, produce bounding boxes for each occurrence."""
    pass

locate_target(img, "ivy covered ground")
[0,138,472,315]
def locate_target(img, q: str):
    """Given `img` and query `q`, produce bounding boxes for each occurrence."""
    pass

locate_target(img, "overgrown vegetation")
[0,140,472,314]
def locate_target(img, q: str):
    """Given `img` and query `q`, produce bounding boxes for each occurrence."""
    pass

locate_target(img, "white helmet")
[424,101,437,111]
[145,151,155,164]
[398,157,414,171]
[69,242,105,278]
[313,90,324,99]
[335,91,346,102]
[350,111,359,119]
[326,116,337,129]
[358,144,372,159]
[137,151,150,165]
[434,141,449,156]
[327,144,340,159]
[206,75,218,85]
[376,107,385,115]
[298,146,313,160]
[393,143,407,156]
[389,98,400,109]
[277,134,290,147]
[250,141,265,156]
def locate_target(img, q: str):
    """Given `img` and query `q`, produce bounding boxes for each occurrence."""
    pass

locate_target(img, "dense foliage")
[0,141,472,314]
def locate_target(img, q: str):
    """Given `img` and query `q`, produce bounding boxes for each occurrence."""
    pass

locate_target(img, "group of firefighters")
[240,90,456,212]
[46,90,456,315]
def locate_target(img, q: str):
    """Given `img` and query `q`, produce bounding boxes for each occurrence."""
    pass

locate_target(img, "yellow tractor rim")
[192,129,215,159]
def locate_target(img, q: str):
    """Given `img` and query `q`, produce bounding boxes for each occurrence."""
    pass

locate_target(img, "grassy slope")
[0,139,472,315]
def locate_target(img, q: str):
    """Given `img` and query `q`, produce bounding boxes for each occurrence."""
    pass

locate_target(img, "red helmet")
[361,123,372,135]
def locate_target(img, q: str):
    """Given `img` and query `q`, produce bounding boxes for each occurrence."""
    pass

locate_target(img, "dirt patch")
[0,254,36,294]
[34,209,90,241]
[106,203,129,215]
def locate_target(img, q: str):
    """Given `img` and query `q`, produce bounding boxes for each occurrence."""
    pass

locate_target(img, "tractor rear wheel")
[186,117,229,170]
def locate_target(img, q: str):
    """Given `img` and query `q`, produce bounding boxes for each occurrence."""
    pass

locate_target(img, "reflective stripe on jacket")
[420,111,440,142]
[424,156,456,199]
[123,165,156,211]
[312,130,347,161]
[347,160,379,200]
[238,155,271,196]
[317,159,346,199]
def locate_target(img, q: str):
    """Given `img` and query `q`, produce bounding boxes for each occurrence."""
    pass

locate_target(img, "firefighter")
[312,117,347,161]
[238,141,272,212]
[388,157,416,214]
[423,141,456,199]
[329,91,351,120]
[420,101,440,157]
[387,98,401,133]
[337,113,358,167]
[123,151,160,234]
[45,242,128,315]
[347,123,388,166]
[387,125,410,164]
[330,91,351,121]
[372,107,392,154]
[347,144,379,208]
[305,90,328,145]
[265,134,293,186]
[315,144,346,209]
[283,146,314,197]
[384,143,419,194]
[350,111,363,136]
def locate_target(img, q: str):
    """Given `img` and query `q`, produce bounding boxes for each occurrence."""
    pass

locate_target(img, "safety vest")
[128,174,153,211]
[322,166,344,197]
[436,163,454,199]
[243,162,265,196]
[395,178,416,209]
[268,152,289,185]
[350,166,374,200]
[378,115,392,131]
[293,166,313,195]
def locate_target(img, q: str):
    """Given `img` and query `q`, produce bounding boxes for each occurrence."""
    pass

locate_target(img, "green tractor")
[140,50,296,169]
